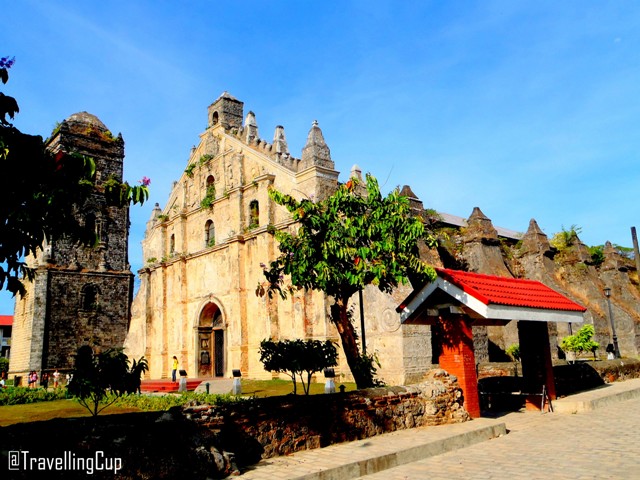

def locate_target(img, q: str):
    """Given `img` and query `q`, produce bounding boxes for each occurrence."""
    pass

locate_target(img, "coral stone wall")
[184,370,469,460]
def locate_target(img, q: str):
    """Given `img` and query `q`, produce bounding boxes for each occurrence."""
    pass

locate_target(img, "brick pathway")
[239,379,640,479]
[357,397,640,479]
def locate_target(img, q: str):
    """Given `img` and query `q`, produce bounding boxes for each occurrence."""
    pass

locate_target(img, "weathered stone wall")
[43,271,133,369]
[7,269,48,376]
[184,370,469,461]
[10,112,134,378]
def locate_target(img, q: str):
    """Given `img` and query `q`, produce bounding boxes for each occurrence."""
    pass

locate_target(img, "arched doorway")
[198,303,225,377]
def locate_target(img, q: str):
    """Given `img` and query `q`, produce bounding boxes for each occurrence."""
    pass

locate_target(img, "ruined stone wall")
[184,370,469,460]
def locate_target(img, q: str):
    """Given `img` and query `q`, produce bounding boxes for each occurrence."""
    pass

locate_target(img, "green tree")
[259,174,436,388]
[0,56,149,296]
[68,346,148,416]
[560,324,599,359]
[259,339,338,395]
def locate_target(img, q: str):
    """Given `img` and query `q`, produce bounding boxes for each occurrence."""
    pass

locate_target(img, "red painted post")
[437,314,481,418]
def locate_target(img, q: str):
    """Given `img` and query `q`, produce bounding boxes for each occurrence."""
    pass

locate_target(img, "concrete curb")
[553,378,640,413]
[241,420,506,480]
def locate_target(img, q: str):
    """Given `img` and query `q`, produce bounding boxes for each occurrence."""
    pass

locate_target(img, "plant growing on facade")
[588,245,605,266]
[198,154,214,165]
[200,184,216,209]
[259,174,437,388]
[560,324,599,359]
[258,339,338,395]
[184,163,197,178]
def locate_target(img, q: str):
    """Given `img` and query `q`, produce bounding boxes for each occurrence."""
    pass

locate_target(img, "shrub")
[506,344,520,362]
[0,387,68,406]
[0,357,8,374]
[560,324,599,358]
[108,391,244,411]
[68,347,148,417]
[259,339,338,395]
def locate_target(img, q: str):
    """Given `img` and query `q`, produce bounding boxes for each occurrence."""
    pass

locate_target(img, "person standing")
[53,369,60,388]
[171,356,178,383]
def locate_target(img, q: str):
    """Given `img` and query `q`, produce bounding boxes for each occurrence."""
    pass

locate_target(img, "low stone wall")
[184,369,469,462]
[478,359,640,398]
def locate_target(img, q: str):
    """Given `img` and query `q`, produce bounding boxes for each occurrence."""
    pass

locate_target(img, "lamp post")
[604,287,621,359]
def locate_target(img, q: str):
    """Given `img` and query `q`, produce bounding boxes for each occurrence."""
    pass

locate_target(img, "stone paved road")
[357,397,640,479]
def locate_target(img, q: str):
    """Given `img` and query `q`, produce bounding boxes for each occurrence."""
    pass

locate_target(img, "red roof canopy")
[0,315,13,326]
[436,268,586,312]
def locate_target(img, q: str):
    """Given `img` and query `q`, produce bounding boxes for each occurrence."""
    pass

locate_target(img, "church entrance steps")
[140,378,210,393]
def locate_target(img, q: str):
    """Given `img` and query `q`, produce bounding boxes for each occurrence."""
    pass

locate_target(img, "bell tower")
[207,92,244,130]
[9,112,134,378]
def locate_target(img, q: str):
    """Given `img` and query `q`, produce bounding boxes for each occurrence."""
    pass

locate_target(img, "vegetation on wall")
[200,184,216,209]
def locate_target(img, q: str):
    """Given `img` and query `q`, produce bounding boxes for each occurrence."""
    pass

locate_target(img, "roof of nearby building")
[436,268,587,312]
[437,212,523,240]
[0,315,13,327]
[398,268,586,325]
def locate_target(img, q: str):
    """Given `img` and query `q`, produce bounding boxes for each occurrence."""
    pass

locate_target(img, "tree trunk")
[330,298,373,389]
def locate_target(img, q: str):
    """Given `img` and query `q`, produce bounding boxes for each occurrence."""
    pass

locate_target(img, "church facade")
[126,93,432,383]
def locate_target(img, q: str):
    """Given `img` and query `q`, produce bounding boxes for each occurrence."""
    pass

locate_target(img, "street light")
[604,287,621,359]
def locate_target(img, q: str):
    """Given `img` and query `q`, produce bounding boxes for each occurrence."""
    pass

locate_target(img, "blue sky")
[2,1,639,314]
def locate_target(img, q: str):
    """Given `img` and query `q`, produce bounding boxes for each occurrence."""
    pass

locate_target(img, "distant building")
[0,315,12,358]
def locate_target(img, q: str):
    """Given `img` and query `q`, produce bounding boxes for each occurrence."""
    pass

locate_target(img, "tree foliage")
[560,324,599,357]
[68,346,148,417]
[259,173,437,388]
[0,56,149,296]
[259,339,338,395]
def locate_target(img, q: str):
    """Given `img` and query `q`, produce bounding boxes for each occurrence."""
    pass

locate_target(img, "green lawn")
[0,398,141,427]
[0,379,358,427]
[239,378,357,397]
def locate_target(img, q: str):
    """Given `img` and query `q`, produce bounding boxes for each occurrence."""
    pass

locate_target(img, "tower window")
[205,220,215,247]
[80,284,100,311]
[212,112,219,125]
[170,234,175,255]
[249,200,259,229]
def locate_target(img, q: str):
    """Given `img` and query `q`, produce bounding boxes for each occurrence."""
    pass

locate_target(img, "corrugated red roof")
[437,268,586,312]
[0,315,13,326]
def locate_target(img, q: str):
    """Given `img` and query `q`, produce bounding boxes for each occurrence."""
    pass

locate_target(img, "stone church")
[10,94,640,384]
[10,112,135,379]
[126,92,640,383]
[125,93,437,383]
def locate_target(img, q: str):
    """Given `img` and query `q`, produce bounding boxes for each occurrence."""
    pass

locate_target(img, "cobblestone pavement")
[356,397,640,479]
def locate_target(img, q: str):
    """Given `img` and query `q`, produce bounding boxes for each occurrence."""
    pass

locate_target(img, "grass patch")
[0,379,359,427]
[0,399,141,427]
[239,378,357,397]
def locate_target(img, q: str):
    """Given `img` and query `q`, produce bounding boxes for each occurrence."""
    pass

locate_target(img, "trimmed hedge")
[0,387,69,406]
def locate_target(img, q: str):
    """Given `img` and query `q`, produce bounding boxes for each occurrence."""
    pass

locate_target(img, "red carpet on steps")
[140,379,203,393]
